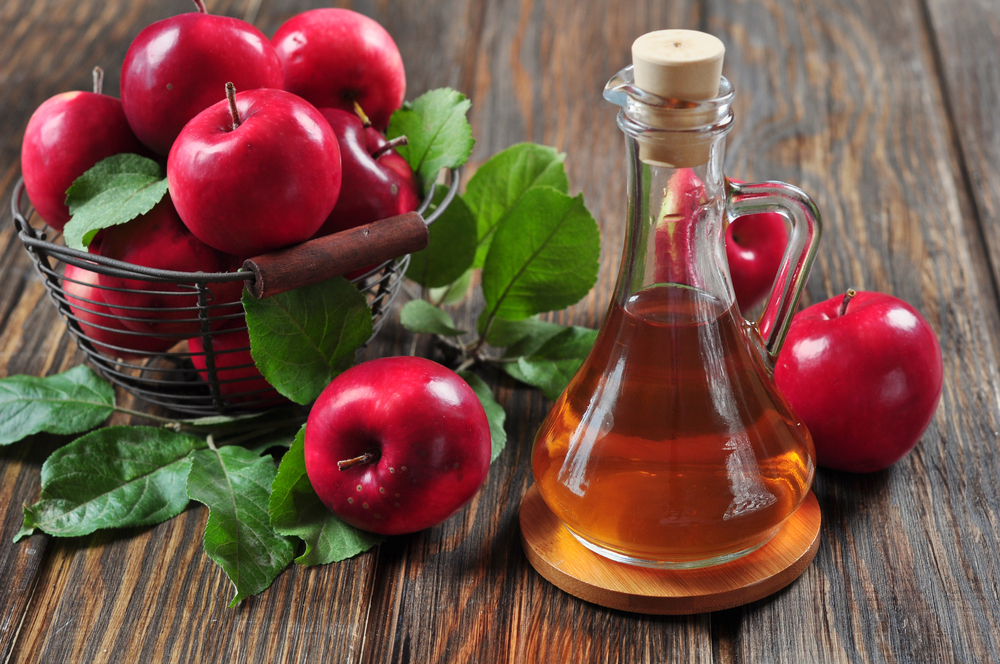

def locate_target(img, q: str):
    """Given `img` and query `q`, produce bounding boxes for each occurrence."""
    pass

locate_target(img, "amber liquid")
[532,284,815,567]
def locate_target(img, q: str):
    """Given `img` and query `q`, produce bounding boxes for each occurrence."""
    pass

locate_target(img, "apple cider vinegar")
[532,285,815,567]
[527,30,822,570]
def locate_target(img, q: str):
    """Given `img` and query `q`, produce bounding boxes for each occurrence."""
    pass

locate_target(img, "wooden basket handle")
[242,212,429,299]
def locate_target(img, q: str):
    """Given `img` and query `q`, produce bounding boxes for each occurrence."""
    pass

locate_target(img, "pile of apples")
[20,3,421,403]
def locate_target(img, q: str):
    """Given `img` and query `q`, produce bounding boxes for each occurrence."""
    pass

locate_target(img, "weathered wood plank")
[706,0,1000,661]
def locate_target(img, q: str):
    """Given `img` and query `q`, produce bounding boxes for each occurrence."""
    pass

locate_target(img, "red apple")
[304,356,491,535]
[120,0,283,155]
[187,322,285,406]
[313,108,420,237]
[94,197,244,336]
[272,8,406,131]
[167,86,342,257]
[774,290,943,473]
[21,74,148,231]
[63,263,175,360]
[653,168,703,285]
[726,208,789,311]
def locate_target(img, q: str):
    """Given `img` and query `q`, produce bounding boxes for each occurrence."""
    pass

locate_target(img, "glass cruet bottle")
[530,30,823,569]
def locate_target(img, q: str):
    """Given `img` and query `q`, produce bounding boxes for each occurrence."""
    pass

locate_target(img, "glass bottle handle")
[725,179,823,359]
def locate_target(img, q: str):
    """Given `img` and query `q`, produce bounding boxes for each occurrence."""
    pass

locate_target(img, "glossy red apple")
[21,70,148,231]
[726,208,789,311]
[120,0,283,155]
[63,263,175,360]
[774,290,943,473]
[304,356,491,535]
[314,108,420,238]
[94,197,244,336]
[188,321,285,406]
[167,85,342,257]
[272,8,405,131]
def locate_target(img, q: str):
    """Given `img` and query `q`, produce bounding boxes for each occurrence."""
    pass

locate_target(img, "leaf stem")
[113,406,178,425]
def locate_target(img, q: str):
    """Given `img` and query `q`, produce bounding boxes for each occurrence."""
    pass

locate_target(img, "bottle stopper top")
[631,30,725,101]
[629,30,725,166]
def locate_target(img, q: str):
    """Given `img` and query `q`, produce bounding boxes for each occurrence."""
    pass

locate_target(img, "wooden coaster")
[519,485,821,614]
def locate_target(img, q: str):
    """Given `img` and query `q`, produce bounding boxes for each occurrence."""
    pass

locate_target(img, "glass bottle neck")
[613,124,733,310]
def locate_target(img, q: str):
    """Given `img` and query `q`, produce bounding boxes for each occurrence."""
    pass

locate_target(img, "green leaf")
[481,316,565,355]
[480,187,600,321]
[16,426,205,541]
[502,326,598,400]
[243,278,373,405]
[270,426,382,565]
[63,153,169,250]
[464,143,569,268]
[428,268,472,305]
[458,372,507,463]
[0,365,115,446]
[387,88,474,193]
[400,300,466,337]
[187,445,295,607]
[406,190,477,288]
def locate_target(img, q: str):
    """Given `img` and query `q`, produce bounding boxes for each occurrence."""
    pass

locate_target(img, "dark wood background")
[1,0,998,661]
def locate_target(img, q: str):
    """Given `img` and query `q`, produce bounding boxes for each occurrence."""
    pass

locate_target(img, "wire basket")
[10,170,459,416]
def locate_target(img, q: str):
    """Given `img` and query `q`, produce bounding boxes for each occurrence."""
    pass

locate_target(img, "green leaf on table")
[16,426,205,541]
[187,444,295,607]
[464,143,569,268]
[400,300,466,337]
[428,268,472,305]
[0,365,115,446]
[406,189,477,288]
[270,426,382,565]
[480,187,600,321]
[387,88,474,193]
[63,153,169,250]
[458,372,507,462]
[502,326,598,400]
[243,278,373,405]
[481,316,565,355]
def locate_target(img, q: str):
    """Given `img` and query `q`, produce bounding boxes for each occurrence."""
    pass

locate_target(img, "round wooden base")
[519,485,821,615]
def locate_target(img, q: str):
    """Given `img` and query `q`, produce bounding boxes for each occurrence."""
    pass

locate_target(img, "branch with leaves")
[401,142,601,400]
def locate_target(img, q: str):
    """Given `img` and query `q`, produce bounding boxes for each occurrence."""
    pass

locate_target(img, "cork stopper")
[630,30,725,166]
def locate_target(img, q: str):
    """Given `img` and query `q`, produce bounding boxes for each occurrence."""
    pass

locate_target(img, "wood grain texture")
[0,0,999,661]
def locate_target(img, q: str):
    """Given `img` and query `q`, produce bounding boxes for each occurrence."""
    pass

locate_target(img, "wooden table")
[2,0,998,661]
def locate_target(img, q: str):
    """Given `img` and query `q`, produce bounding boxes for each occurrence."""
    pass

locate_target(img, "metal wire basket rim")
[12,167,460,285]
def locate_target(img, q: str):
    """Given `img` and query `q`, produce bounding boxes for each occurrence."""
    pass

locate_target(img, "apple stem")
[226,82,241,131]
[191,0,208,13]
[371,136,408,160]
[338,451,378,471]
[353,100,372,128]
[92,66,104,95]
[838,288,857,316]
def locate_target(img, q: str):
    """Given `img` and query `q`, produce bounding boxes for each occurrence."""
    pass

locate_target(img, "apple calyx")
[371,135,408,160]
[838,288,857,316]
[225,82,241,130]
[337,449,380,471]
[92,66,103,95]
[191,0,208,13]
[352,100,372,128]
